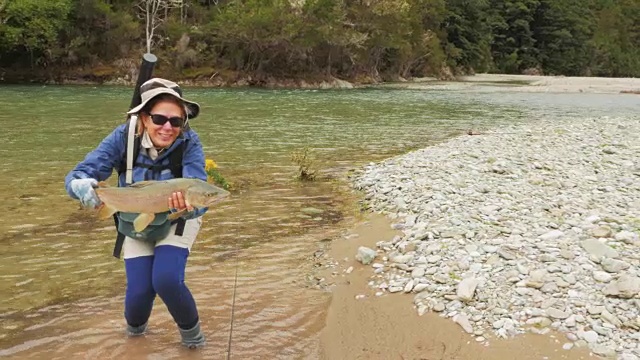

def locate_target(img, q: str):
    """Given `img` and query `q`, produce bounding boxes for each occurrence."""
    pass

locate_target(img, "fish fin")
[133,213,156,232]
[128,180,160,188]
[167,209,187,221]
[97,204,117,219]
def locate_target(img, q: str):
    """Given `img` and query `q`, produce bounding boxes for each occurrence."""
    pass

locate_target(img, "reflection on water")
[0,84,638,358]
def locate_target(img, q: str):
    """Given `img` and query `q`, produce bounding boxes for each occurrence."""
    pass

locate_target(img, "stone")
[498,248,517,260]
[356,247,376,265]
[601,310,622,327]
[591,225,613,238]
[559,250,575,260]
[457,278,479,302]
[591,345,616,357]
[580,239,619,258]
[453,314,474,334]
[593,271,613,282]
[413,283,429,292]
[392,254,413,264]
[546,308,570,320]
[601,258,630,273]
[539,230,564,241]
[411,268,425,278]
[615,230,639,245]
[433,303,446,312]
[603,275,640,298]
[404,280,415,293]
[581,330,599,343]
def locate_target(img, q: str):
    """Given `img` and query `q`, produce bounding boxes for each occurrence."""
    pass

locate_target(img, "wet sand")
[319,214,597,360]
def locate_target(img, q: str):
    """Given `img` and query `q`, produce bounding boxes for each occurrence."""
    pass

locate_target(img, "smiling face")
[141,97,186,149]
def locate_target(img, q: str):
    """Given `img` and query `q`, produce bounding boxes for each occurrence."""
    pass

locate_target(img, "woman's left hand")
[168,192,194,213]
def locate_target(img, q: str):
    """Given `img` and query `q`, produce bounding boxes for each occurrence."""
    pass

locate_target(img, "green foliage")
[0,0,638,80]
[291,147,317,182]
[207,167,232,190]
[531,0,595,76]
[443,0,492,73]
[205,159,232,190]
[488,0,541,73]
[0,0,72,66]
[589,0,640,77]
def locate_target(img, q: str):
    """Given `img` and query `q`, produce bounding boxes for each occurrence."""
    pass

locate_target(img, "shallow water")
[0,84,638,358]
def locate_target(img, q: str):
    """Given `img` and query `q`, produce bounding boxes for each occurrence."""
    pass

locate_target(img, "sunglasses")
[148,113,185,128]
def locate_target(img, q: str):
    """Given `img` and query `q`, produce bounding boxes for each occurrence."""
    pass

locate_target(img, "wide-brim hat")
[127,78,200,119]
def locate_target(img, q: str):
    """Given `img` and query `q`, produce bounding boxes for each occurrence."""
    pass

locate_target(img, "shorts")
[122,217,202,259]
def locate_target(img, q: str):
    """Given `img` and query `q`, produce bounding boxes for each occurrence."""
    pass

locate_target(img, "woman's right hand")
[70,178,102,208]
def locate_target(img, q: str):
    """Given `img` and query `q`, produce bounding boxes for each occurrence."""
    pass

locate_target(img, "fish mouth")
[203,193,230,207]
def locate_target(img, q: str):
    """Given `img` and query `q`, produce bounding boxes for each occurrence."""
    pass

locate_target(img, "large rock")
[355,246,377,265]
[580,239,619,258]
[457,278,479,302]
[603,274,640,298]
[600,258,630,273]
[615,230,639,245]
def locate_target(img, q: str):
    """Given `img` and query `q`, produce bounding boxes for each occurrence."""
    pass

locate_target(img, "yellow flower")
[205,159,217,171]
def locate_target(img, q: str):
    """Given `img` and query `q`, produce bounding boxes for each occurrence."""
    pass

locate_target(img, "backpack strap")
[118,116,141,185]
[125,115,138,185]
[113,222,126,258]
[168,140,185,178]
[113,116,140,259]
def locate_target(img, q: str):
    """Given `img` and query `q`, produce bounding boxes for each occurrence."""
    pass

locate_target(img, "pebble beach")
[350,115,640,359]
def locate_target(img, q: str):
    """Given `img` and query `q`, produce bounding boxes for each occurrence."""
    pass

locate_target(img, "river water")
[0,83,638,359]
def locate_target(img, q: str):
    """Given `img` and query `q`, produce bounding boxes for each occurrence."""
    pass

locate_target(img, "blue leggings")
[124,245,199,330]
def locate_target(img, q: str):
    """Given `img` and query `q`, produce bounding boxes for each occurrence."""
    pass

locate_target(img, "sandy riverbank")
[395,73,640,94]
[315,75,640,359]
[318,214,594,360]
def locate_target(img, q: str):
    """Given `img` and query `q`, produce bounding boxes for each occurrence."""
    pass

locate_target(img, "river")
[0,83,638,358]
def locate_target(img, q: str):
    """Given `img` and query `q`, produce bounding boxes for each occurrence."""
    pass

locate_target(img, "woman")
[64,78,208,348]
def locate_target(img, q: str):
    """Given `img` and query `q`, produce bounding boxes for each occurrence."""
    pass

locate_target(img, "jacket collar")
[140,130,189,161]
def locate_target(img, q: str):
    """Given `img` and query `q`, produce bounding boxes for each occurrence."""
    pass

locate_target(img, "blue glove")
[70,178,102,208]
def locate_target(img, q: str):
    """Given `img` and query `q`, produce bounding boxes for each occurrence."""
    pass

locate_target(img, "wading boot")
[126,322,148,336]
[179,321,206,349]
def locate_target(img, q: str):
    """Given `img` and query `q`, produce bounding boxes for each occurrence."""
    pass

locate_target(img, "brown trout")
[95,178,230,232]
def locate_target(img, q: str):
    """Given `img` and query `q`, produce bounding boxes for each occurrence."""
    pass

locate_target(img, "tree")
[442,0,492,73]
[57,0,139,66]
[531,0,595,76]
[137,0,179,53]
[488,0,540,73]
[0,0,72,67]
[0,0,8,23]
[589,0,640,77]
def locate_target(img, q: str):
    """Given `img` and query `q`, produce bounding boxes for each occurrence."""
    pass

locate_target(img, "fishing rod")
[226,239,240,360]
[129,53,157,110]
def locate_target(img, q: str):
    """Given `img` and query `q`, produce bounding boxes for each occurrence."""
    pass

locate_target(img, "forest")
[0,0,638,85]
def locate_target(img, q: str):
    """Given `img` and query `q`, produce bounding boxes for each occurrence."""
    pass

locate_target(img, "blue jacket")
[64,124,208,219]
